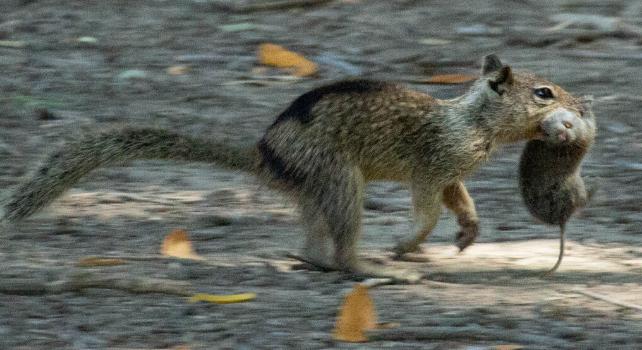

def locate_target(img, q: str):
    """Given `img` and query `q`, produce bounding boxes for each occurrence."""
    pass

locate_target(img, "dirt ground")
[1,0,641,349]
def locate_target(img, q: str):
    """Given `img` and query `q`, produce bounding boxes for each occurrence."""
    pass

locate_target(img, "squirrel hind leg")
[306,167,422,283]
[298,199,333,268]
[308,166,365,271]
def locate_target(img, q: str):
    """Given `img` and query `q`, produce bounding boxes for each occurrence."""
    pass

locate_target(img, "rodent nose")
[540,107,578,143]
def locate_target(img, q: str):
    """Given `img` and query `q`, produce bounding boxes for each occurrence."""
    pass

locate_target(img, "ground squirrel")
[519,96,596,274]
[1,55,588,282]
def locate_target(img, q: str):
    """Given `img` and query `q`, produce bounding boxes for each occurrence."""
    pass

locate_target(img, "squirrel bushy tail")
[2,127,257,222]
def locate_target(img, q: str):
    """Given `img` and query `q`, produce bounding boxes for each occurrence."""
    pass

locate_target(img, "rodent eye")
[534,87,554,99]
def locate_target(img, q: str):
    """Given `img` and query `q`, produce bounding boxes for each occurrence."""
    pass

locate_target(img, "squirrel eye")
[534,87,554,99]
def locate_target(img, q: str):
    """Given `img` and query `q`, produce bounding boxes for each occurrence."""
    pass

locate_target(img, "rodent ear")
[482,54,503,75]
[579,95,594,118]
[488,66,514,96]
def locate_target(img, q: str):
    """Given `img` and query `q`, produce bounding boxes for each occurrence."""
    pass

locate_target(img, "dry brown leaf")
[333,284,377,342]
[161,229,203,260]
[258,43,317,77]
[424,73,477,84]
[76,257,127,267]
[167,65,190,76]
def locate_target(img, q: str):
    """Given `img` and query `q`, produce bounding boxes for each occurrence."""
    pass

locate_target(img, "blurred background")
[0,1,640,349]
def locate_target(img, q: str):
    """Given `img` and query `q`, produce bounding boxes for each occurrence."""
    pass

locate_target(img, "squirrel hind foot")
[345,260,424,284]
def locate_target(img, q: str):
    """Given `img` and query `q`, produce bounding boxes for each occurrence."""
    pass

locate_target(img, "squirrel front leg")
[442,181,480,251]
[393,182,442,256]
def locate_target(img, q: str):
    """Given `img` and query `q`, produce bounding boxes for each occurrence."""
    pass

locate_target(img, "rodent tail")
[544,223,565,276]
[1,127,257,223]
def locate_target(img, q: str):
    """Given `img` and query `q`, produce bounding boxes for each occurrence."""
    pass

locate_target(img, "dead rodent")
[519,96,596,274]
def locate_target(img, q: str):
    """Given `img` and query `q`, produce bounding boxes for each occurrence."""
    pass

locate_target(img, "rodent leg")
[442,181,480,251]
[393,181,442,257]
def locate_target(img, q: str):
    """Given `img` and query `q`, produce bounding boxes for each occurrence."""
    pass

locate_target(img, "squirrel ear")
[482,54,503,75]
[488,66,513,95]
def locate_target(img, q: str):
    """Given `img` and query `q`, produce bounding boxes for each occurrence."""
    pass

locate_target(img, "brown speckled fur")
[1,55,587,282]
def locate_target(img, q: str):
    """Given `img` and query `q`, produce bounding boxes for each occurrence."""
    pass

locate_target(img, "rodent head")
[537,96,596,148]
[471,54,594,146]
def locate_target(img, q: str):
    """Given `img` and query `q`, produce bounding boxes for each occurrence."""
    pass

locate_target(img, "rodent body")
[520,142,590,225]
[2,55,588,282]
[519,97,596,273]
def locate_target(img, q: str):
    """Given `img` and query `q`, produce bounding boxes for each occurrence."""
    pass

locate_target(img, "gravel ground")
[0,0,640,349]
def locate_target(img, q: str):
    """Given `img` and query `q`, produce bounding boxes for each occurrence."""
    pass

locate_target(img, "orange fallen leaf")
[424,73,476,84]
[161,229,203,260]
[333,284,377,342]
[258,43,317,77]
[76,257,127,267]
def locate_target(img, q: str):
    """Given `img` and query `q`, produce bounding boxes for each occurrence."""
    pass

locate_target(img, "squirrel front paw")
[455,218,479,251]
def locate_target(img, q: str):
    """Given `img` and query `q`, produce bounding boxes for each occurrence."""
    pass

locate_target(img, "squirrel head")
[469,54,593,145]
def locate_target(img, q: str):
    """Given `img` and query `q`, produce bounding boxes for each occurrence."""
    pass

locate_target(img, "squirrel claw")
[455,230,478,252]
